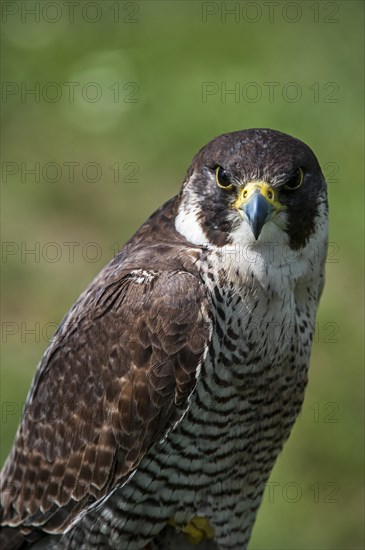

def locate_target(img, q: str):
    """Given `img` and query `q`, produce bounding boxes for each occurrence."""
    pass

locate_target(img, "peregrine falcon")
[0,129,328,549]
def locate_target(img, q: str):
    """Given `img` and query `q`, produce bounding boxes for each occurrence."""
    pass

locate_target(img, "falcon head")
[175,129,328,254]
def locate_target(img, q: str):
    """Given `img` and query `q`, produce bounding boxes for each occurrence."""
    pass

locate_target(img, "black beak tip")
[243,192,273,240]
[251,224,262,240]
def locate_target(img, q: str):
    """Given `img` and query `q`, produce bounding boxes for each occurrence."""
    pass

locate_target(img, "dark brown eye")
[215,166,233,190]
[284,167,304,190]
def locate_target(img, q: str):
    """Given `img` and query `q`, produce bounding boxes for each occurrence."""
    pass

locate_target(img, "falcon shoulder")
[0,268,212,535]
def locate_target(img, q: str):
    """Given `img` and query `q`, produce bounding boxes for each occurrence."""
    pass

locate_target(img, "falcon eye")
[284,167,304,190]
[215,166,233,190]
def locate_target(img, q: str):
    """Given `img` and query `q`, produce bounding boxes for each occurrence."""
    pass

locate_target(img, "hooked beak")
[235,182,284,240]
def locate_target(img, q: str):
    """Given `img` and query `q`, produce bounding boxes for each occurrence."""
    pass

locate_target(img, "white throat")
[175,195,327,296]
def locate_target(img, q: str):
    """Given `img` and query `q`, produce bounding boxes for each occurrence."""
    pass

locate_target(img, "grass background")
[1,1,364,548]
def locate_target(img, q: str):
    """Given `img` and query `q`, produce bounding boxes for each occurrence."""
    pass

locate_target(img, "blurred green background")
[1,1,364,548]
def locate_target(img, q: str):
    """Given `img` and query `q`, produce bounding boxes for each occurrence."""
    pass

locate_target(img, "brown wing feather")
[0,269,211,534]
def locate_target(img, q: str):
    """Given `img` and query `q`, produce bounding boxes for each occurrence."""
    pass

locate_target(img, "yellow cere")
[233,181,285,212]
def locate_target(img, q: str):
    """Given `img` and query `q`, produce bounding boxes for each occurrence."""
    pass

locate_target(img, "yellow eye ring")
[284,167,304,190]
[215,166,233,190]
